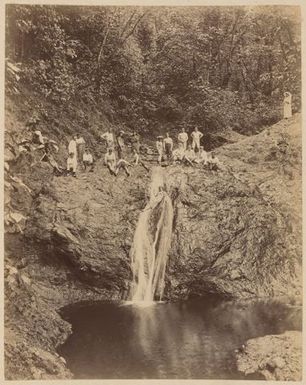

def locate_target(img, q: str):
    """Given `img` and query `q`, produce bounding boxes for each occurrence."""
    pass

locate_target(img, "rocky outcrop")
[236,330,302,381]
[12,116,300,303]
[14,115,302,302]
[23,164,151,298]
[164,114,301,299]
[4,259,71,379]
[4,114,302,379]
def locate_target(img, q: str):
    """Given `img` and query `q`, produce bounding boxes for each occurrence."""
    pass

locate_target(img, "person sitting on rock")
[27,117,44,146]
[183,144,196,166]
[207,152,222,171]
[67,152,77,177]
[116,158,132,177]
[172,142,185,163]
[105,148,131,177]
[83,148,94,172]
[163,132,173,161]
[194,146,208,165]
[104,147,117,175]
[43,153,63,176]
[156,136,164,165]
[40,140,62,175]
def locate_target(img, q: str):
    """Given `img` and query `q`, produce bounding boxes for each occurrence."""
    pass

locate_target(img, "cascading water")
[130,167,173,302]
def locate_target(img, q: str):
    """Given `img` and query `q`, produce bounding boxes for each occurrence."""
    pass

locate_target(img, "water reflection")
[59,298,302,379]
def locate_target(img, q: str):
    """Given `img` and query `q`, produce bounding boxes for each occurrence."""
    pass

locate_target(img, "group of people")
[21,116,223,178]
[17,117,63,173]
[101,128,144,176]
[155,127,222,170]
[67,134,94,177]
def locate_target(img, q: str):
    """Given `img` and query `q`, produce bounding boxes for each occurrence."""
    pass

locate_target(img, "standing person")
[101,128,114,149]
[67,152,77,177]
[76,134,86,163]
[191,126,203,153]
[68,135,77,158]
[68,135,78,172]
[130,131,140,154]
[156,136,164,165]
[283,92,292,119]
[178,127,188,150]
[132,148,139,166]
[116,130,125,160]
[163,133,173,161]
[83,148,94,172]
[104,148,117,175]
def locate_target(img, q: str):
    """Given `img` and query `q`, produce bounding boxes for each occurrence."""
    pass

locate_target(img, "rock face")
[164,114,301,299]
[236,330,302,381]
[4,114,302,379]
[23,164,151,298]
[165,165,299,299]
[18,115,301,302]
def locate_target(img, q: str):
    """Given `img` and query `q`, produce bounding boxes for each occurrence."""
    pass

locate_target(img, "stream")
[58,297,301,379]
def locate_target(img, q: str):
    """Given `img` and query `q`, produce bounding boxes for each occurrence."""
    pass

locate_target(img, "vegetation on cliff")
[6,5,301,139]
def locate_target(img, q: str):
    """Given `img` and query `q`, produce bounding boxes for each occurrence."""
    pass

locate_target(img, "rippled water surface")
[58,298,301,379]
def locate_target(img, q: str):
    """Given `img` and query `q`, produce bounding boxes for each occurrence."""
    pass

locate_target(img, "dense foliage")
[6,5,301,137]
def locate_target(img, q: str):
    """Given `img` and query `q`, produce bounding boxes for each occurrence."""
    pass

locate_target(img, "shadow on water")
[58,297,302,379]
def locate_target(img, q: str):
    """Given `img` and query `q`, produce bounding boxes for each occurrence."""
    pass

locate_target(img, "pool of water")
[58,297,302,379]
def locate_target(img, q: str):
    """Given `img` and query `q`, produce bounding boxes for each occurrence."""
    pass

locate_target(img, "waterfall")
[130,167,173,302]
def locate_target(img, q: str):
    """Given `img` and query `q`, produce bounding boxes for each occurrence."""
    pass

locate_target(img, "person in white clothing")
[83,149,94,171]
[67,152,77,177]
[163,133,173,161]
[191,127,203,153]
[283,92,292,119]
[178,127,188,150]
[101,128,114,148]
[194,146,208,165]
[156,136,164,164]
[33,129,44,145]
[172,142,185,162]
[68,136,77,157]
[207,152,222,170]
[28,118,44,145]
[184,144,196,166]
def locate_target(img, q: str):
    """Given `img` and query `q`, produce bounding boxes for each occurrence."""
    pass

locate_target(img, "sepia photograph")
[3,1,303,381]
